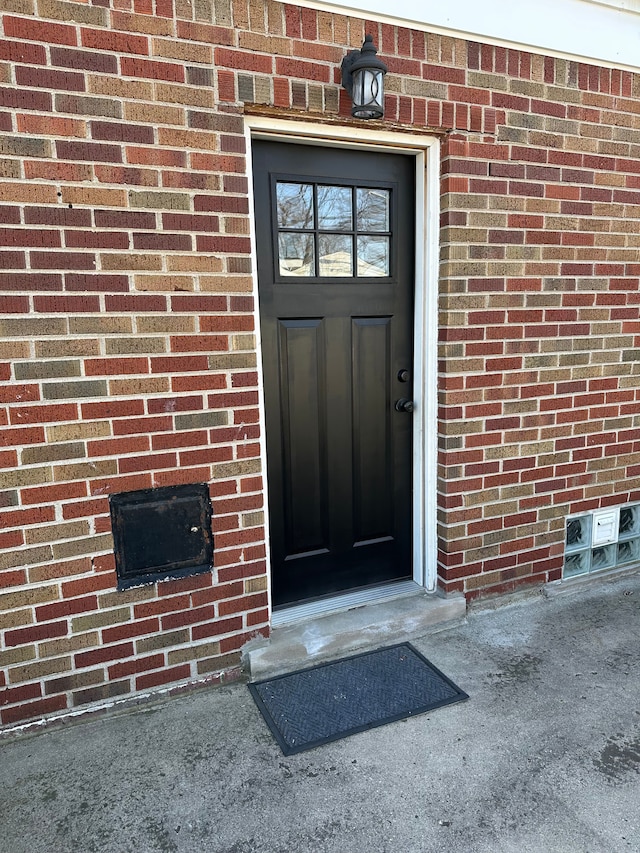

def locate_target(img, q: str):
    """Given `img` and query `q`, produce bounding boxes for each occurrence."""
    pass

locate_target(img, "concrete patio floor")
[1,570,639,853]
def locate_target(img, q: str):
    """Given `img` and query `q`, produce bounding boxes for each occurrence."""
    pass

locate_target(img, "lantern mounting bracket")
[340,49,360,100]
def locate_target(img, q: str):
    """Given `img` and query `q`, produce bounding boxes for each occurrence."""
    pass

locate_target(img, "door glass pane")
[276,183,314,229]
[356,188,389,232]
[317,186,352,231]
[279,233,315,276]
[318,234,353,277]
[357,236,389,277]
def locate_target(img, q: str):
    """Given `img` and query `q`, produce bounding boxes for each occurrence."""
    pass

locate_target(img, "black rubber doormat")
[248,642,468,755]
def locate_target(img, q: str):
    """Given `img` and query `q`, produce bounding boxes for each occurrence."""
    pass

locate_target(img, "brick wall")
[437,47,640,599]
[1,0,640,726]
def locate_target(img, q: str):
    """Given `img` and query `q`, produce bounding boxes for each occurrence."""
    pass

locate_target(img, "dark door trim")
[246,118,440,618]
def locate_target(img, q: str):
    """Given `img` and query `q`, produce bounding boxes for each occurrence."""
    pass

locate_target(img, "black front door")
[253,140,415,608]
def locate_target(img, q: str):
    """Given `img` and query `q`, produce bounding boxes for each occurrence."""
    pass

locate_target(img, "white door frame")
[244,117,440,620]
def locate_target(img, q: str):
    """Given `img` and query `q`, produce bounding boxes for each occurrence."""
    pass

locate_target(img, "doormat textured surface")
[248,642,468,755]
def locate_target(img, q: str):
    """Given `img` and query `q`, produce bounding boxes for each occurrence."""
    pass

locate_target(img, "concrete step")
[244,587,467,680]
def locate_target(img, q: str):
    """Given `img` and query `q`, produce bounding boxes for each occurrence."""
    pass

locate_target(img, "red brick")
[0,228,60,248]
[207,391,258,408]
[127,147,186,167]
[133,233,190,250]
[92,121,156,147]
[0,295,29,312]
[4,16,77,46]
[21,481,87,505]
[157,572,212,597]
[16,66,85,92]
[75,642,134,668]
[0,383,40,404]
[220,632,255,654]
[136,663,191,691]
[172,374,229,392]
[65,273,129,292]
[1,695,67,726]
[0,251,25,270]
[191,615,242,641]
[275,57,329,82]
[30,252,96,271]
[215,48,273,74]
[118,451,176,473]
[108,653,164,679]
[218,592,267,616]
[169,335,228,353]
[80,28,149,55]
[81,399,145,420]
[50,46,118,74]
[9,403,78,425]
[176,21,234,46]
[0,503,55,528]
[62,574,113,598]
[156,0,174,17]
[0,206,20,225]
[147,395,203,414]
[151,352,209,374]
[105,294,167,312]
[160,604,214,630]
[121,56,184,82]
[194,195,249,214]
[33,295,101,312]
[0,87,51,111]
[180,447,232,466]
[88,435,150,458]
[25,162,94,183]
[56,141,122,163]
[36,595,97,621]
[5,621,68,647]
[0,568,26,588]
[94,210,156,229]
[0,682,42,707]
[62,497,109,520]
[151,430,207,450]
[84,357,149,376]
[102,617,160,644]
[24,207,91,227]
[0,39,47,64]
[134,594,190,619]
[111,415,172,436]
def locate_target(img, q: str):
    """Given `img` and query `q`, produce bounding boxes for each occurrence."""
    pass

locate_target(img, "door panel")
[278,318,328,556]
[352,316,392,544]
[253,140,415,608]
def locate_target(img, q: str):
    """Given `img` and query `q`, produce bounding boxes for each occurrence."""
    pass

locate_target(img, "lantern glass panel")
[352,69,384,119]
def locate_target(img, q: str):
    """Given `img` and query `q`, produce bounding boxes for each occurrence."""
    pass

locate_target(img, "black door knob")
[397,369,410,383]
[395,398,414,413]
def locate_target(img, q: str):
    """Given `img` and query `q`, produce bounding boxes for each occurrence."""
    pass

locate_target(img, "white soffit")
[298,0,640,71]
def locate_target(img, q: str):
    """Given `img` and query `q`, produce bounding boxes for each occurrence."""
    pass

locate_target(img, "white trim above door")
[245,117,440,620]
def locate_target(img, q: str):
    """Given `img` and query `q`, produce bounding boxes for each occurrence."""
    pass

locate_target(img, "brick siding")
[1,0,640,726]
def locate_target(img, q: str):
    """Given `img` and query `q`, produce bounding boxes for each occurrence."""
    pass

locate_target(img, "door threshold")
[245,585,466,680]
[271,580,421,628]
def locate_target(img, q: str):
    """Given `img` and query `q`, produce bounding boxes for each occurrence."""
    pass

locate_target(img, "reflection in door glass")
[357,236,389,277]
[275,181,392,279]
[276,183,314,229]
[356,188,389,231]
[317,186,352,231]
[278,233,315,276]
[318,234,353,276]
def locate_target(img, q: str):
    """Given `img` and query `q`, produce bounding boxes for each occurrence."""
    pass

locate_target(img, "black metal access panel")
[110,483,213,590]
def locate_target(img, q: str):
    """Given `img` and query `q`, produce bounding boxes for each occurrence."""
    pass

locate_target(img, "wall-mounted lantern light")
[341,35,388,120]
